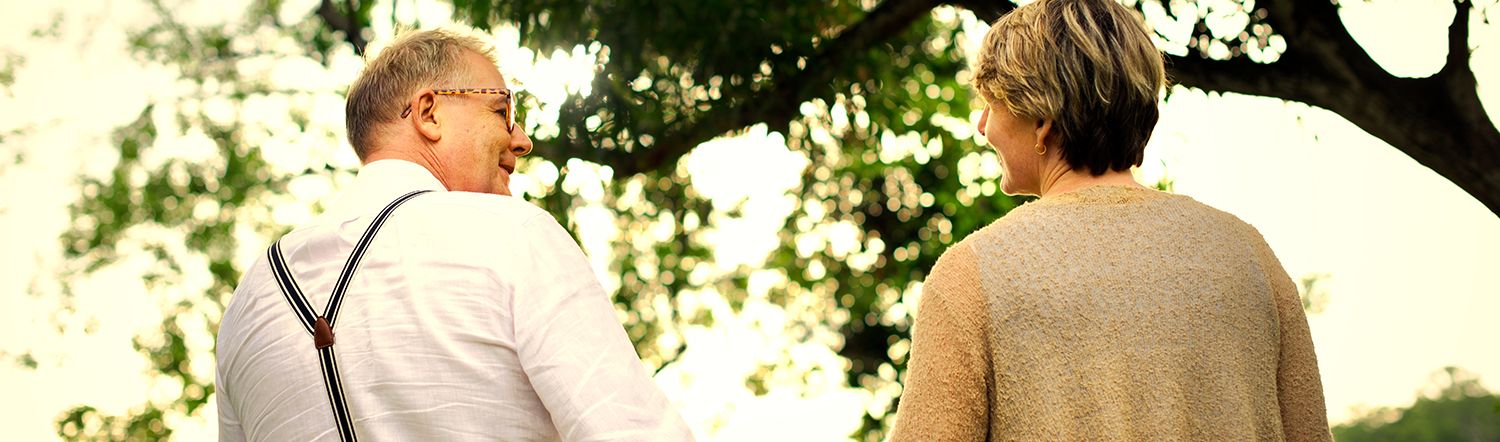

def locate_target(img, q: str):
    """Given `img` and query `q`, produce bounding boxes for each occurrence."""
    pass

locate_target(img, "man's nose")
[511,127,534,156]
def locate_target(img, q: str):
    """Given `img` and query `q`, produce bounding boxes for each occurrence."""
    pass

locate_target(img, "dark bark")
[318,0,369,55]
[1167,0,1500,215]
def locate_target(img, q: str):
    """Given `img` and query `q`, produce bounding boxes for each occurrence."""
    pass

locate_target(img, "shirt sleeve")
[216,367,246,442]
[1254,239,1332,442]
[509,214,694,441]
[890,241,990,442]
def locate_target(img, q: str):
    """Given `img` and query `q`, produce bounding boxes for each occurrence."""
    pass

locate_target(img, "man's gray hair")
[345,27,497,160]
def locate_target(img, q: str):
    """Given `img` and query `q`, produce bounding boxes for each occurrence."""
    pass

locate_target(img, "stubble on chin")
[493,172,512,196]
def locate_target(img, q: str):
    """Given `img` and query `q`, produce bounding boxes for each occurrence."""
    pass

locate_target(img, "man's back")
[216,160,689,441]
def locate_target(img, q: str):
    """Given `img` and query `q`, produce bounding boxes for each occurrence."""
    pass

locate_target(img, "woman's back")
[892,185,1328,441]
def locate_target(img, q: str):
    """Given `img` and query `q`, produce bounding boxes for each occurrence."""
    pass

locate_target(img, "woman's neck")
[1037,167,1143,198]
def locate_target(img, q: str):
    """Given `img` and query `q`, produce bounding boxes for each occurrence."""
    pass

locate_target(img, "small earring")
[1034,142,1046,155]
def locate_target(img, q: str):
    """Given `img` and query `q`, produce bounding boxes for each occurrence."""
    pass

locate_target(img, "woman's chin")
[997,178,1032,197]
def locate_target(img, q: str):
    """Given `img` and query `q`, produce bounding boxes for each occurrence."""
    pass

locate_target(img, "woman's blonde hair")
[971,0,1166,175]
[345,28,497,160]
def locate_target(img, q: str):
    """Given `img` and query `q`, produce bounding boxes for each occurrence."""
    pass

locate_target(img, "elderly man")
[215,28,692,441]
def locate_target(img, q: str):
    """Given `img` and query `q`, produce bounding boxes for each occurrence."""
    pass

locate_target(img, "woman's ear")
[1035,119,1056,150]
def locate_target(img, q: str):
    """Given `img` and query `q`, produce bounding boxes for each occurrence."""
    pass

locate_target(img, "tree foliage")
[1333,367,1500,442]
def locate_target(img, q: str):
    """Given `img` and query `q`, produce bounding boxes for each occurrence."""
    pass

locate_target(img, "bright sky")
[1,0,1497,440]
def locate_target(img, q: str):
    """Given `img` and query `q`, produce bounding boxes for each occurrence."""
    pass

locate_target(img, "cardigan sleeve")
[1254,236,1332,442]
[890,241,991,442]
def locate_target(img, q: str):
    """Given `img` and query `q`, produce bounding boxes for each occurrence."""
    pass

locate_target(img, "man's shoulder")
[405,191,554,227]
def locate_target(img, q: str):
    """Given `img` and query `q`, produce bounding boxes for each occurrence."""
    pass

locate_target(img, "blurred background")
[1,0,1498,440]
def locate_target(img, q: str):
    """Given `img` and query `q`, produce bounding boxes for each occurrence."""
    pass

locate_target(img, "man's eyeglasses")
[401,88,519,133]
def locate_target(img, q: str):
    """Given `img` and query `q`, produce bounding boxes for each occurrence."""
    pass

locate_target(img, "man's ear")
[412,89,442,142]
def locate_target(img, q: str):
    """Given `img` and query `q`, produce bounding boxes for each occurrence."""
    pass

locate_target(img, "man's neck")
[364,145,452,191]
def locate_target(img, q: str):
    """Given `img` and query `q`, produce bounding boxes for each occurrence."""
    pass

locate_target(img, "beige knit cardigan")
[890,185,1330,441]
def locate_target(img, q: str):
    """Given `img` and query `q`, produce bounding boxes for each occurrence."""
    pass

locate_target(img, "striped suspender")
[265,190,430,442]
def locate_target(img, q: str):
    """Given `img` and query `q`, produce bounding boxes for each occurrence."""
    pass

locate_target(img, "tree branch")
[317,0,369,55]
[634,0,943,176]
[1168,0,1500,215]
[944,0,1013,23]
[535,0,946,177]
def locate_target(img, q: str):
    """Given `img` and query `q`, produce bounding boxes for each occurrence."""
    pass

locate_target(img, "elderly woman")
[889,0,1329,440]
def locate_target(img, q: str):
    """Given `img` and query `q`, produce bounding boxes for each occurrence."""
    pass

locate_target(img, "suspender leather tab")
[313,316,335,349]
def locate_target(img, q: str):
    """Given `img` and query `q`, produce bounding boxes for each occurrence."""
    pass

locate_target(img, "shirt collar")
[318,159,446,223]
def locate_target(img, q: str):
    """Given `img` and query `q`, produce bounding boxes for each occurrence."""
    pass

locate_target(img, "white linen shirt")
[215,160,691,441]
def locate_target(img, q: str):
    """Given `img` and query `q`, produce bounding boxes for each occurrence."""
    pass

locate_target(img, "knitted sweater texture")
[890,185,1330,441]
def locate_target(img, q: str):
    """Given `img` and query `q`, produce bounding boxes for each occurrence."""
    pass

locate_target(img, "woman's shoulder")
[932,211,1041,282]
[1035,185,1263,233]
[951,186,1272,263]
[1152,192,1268,240]
[952,200,1053,250]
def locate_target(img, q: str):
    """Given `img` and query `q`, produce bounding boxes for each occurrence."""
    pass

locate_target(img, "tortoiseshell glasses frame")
[400,88,518,133]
